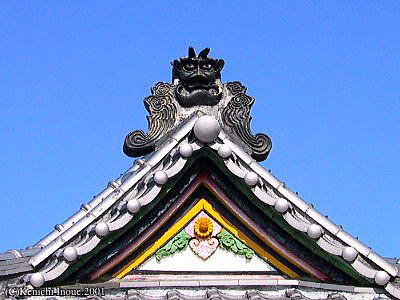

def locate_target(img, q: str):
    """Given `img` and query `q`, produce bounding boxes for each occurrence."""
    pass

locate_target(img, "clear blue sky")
[1,2,399,258]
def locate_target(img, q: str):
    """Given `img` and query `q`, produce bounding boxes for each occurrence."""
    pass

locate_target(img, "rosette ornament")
[185,212,222,260]
[194,217,214,238]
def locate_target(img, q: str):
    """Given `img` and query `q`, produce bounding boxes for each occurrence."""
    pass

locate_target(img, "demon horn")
[188,47,196,58]
[198,48,210,58]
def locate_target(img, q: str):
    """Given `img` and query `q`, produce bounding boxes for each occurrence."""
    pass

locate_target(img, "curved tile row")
[26,116,203,287]
[212,133,399,297]
[20,114,400,298]
[28,141,203,287]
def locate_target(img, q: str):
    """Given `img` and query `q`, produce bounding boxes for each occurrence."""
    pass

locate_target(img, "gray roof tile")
[0,247,40,277]
[0,257,30,269]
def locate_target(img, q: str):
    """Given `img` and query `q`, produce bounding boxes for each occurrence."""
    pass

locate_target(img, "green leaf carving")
[217,229,254,259]
[155,230,190,261]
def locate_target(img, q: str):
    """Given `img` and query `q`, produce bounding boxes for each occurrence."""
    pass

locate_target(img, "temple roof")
[1,48,399,299]
[1,114,398,297]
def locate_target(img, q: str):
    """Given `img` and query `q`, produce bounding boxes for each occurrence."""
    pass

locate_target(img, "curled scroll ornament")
[123,82,177,157]
[222,82,272,161]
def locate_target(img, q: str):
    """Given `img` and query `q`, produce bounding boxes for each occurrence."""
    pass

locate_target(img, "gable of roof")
[1,114,398,298]
[114,198,299,279]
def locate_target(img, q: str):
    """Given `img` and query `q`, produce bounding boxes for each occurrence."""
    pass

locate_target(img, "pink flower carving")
[185,211,221,237]
[189,237,219,260]
[184,211,222,260]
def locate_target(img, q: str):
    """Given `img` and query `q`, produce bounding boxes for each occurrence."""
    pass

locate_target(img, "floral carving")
[189,237,219,260]
[155,230,190,261]
[185,212,222,260]
[217,229,254,259]
[154,213,255,262]
[185,212,221,238]
[194,217,214,238]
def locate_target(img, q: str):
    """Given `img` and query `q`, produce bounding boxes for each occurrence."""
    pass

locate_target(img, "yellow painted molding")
[115,199,299,279]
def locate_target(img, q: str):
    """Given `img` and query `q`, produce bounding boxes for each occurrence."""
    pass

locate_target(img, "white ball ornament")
[374,271,390,285]
[193,115,221,143]
[244,172,259,186]
[63,246,78,262]
[307,224,323,239]
[127,199,141,213]
[342,247,358,262]
[30,272,45,287]
[179,143,193,158]
[154,170,168,185]
[274,198,289,213]
[218,144,232,158]
[95,222,109,237]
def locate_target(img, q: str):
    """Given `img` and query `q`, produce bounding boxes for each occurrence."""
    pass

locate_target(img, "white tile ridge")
[221,134,398,278]
[32,114,199,250]
[29,164,150,267]
[38,147,193,284]
[33,164,137,249]
[385,282,400,299]
[25,118,399,294]
[29,116,199,268]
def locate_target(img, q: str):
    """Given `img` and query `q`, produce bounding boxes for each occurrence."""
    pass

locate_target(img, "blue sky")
[0,2,399,258]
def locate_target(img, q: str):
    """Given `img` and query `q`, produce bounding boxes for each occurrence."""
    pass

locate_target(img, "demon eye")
[200,63,212,70]
[183,63,196,71]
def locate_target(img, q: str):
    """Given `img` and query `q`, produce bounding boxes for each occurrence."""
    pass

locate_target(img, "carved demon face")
[172,47,225,107]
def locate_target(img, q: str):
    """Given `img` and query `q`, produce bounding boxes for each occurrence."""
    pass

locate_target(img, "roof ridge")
[3,114,399,298]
